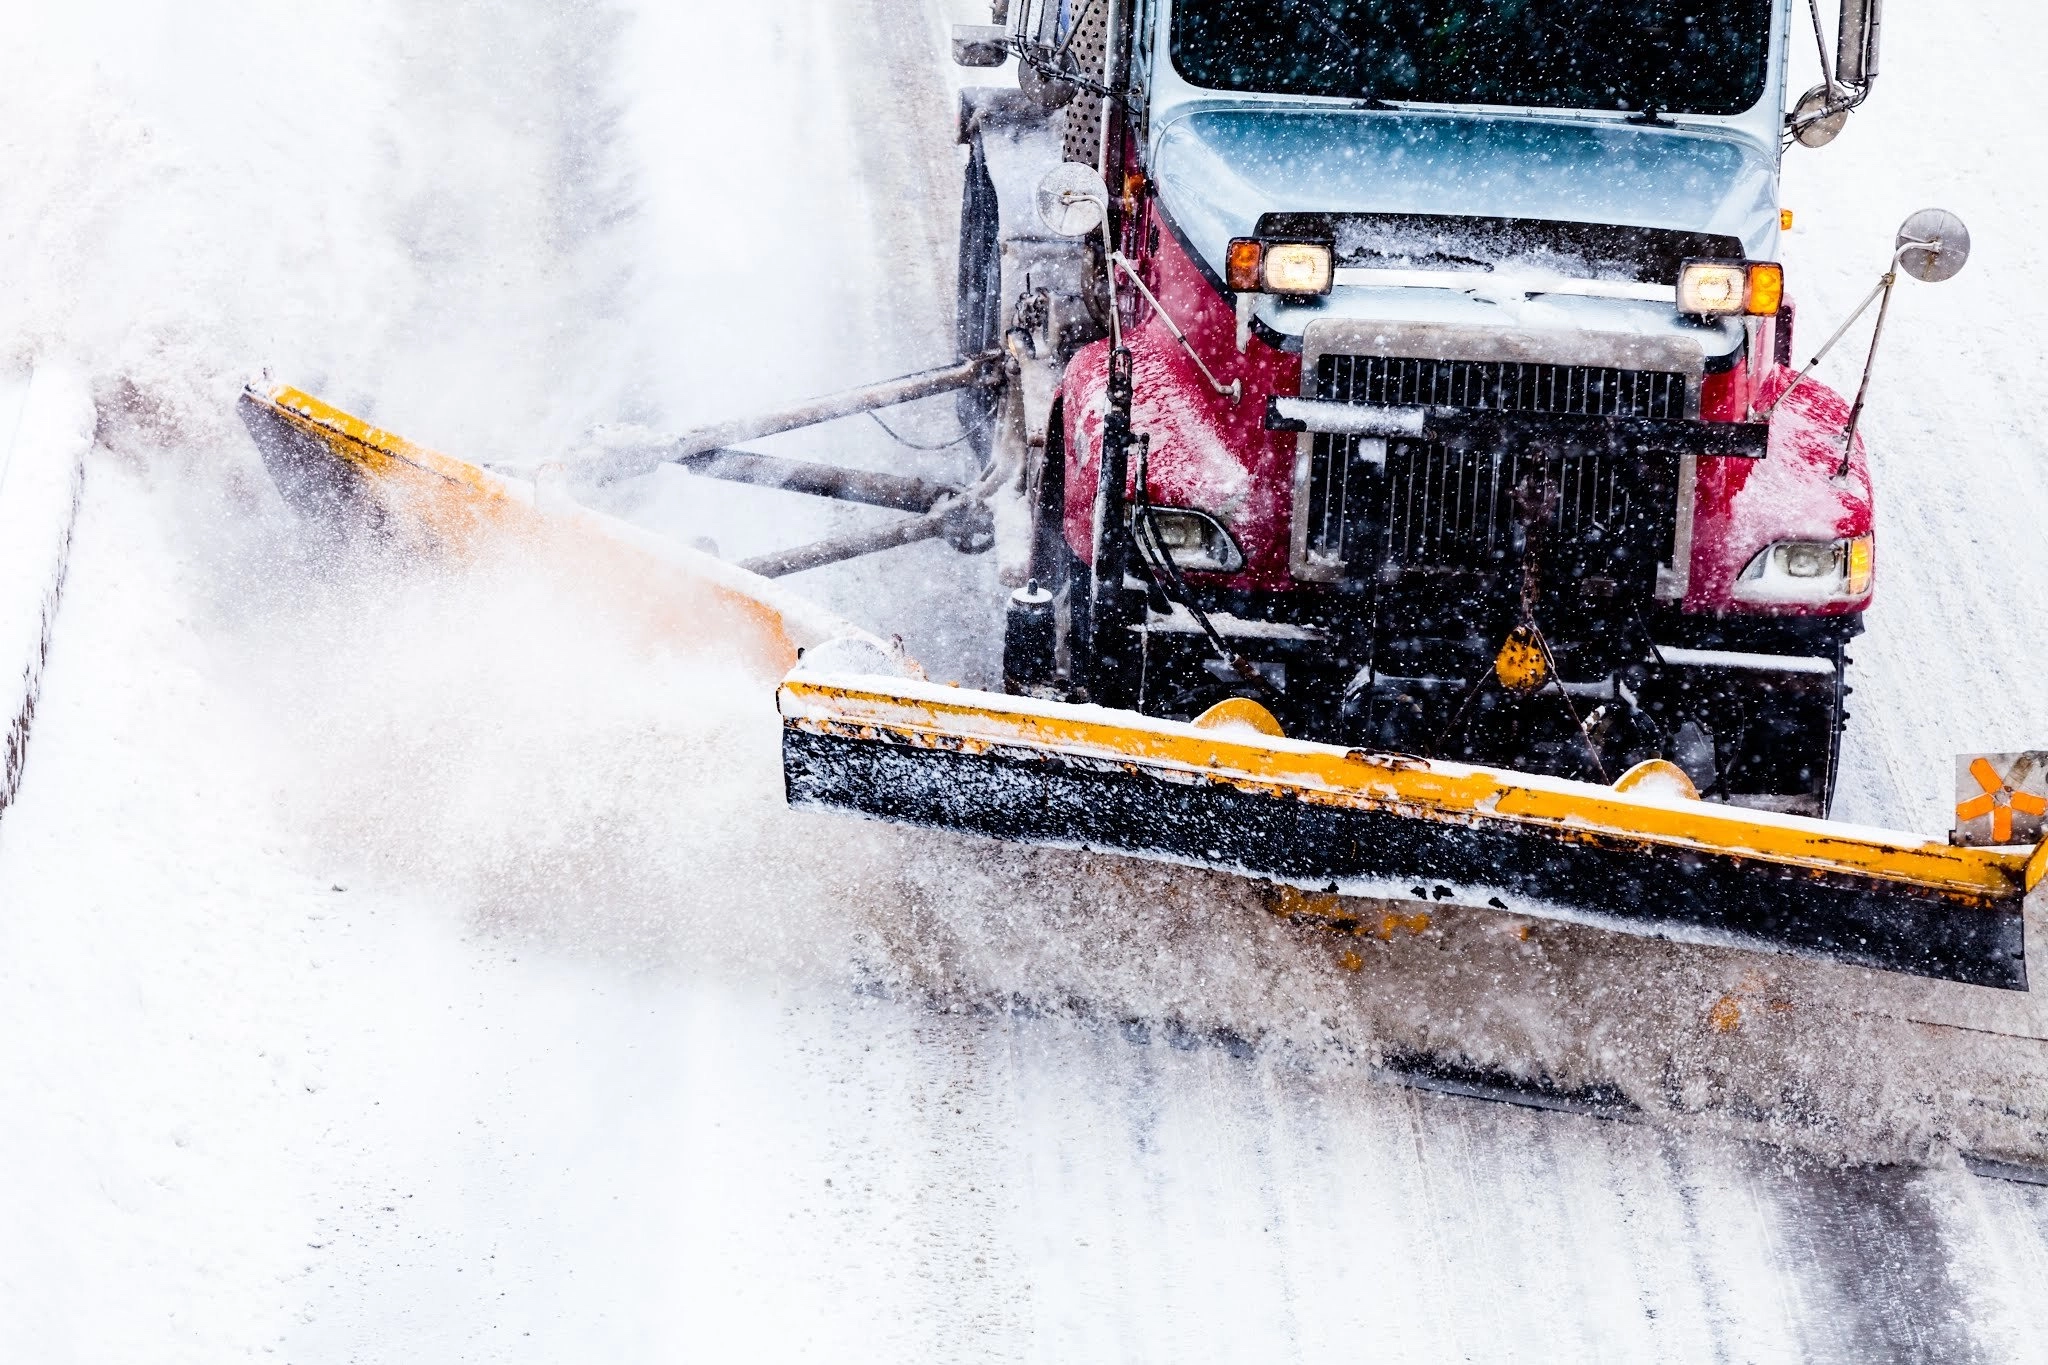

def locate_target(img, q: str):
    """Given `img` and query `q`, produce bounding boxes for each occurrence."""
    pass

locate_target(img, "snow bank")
[0,365,92,821]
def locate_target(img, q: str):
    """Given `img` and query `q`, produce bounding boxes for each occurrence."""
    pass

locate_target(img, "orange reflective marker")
[1958,756,2048,843]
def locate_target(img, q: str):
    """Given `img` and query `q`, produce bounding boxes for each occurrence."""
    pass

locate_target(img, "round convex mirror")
[1896,209,1972,283]
[1018,56,1078,111]
[1790,85,1848,148]
[1035,163,1110,238]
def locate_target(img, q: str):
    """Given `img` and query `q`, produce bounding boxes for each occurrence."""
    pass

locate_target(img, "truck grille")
[1313,354,1688,418]
[1385,444,1630,567]
[1303,355,1688,575]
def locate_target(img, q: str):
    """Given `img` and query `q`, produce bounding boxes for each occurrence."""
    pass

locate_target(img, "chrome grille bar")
[1314,354,1688,419]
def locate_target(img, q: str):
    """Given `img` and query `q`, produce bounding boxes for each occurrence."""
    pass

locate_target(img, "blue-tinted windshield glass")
[1171,0,1773,116]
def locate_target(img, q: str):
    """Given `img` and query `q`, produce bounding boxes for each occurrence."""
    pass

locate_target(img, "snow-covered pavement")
[5,0,2048,1359]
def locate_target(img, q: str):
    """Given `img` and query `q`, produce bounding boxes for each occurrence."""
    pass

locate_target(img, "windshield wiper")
[1278,0,1396,109]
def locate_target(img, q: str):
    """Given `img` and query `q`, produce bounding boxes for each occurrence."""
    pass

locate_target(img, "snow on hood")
[1153,108,1780,283]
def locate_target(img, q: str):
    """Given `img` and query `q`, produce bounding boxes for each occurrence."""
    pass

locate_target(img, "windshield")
[1170,0,1775,117]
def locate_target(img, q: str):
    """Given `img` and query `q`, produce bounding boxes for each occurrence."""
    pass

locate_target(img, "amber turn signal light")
[1120,172,1147,217]
[1744,262,1784,316]
[1225,238,1263,293]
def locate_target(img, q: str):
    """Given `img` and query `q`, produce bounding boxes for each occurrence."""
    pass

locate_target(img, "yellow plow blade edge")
[780,673,2037,990]
[236,382,862,679]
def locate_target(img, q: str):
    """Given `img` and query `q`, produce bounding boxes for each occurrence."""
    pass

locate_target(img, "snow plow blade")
[235,382,864,678]
[234,381,2037,993]
[780,675,2040,990]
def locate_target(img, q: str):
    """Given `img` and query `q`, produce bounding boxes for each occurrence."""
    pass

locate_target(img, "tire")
[954,137,1002,472]
[1819,646,1850,816]
[1017,399,1094,698]
[1644,645,1847,818]
[1015,399,1131,709]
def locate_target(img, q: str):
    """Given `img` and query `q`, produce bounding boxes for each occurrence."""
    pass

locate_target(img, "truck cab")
[961,0,1886,816]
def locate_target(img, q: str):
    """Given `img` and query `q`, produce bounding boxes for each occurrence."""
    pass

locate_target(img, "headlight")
[1223,238,1334,297]
[1733,535,1873,604]
[1262,242,1333,296]
[1137,508,1245,573]
[1677,260,1784,318]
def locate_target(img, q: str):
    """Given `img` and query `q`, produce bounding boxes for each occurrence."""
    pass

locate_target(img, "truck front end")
[1024,0,1876,816]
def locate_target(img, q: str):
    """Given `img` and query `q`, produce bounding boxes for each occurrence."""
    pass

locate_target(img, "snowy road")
[5,0,2048,1360]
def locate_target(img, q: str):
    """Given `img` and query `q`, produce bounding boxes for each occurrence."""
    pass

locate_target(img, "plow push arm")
[569,351,1010,579]
[576,352,1005,485]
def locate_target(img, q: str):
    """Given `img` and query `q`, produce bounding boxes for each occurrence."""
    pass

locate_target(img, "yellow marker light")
[1261,242,1334,296]
[1677,261,1749,315]
[1845,534,1874,596]
[1120,171,1148,217]
[1745,262,1784,316]
[1493,624,1550,695]
[1780,208,1795,231]
[1225,238,1263,293]
[1192,696,1285,737]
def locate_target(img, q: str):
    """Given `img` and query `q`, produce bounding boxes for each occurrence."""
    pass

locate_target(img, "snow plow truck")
[240,0,2043,997]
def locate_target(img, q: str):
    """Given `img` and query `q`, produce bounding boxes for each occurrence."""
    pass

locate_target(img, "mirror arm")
[1786,80,1873,145]
[1806,0,1836,91]
[1761,275,1890,420]
[1107,252,1241,405]
[1787,0,1880,144]
[1836,270,1897,479]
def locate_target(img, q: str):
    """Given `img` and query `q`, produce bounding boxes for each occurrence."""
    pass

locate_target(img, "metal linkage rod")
[738,509,950,579]
[1837,272,1899,478]
[678,448,954,514]
[581,352,1004,486]
[1762,273,1890,419]
[1108,252,1240,403]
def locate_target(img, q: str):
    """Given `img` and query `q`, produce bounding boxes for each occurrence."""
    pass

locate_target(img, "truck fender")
[1687,365,1876,615]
